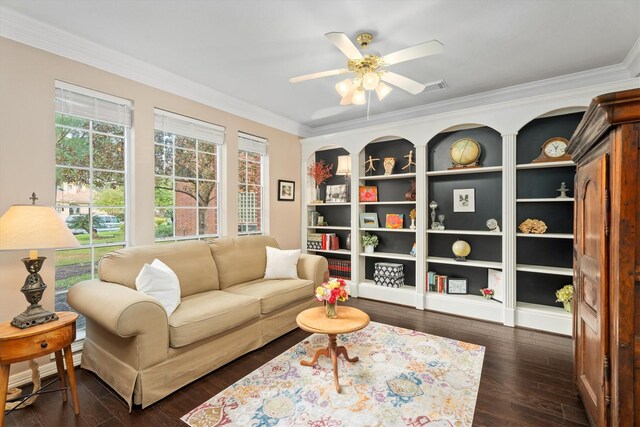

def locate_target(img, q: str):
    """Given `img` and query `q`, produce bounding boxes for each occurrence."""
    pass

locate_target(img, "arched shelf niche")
[513,107,585,311]
[356,135,418,288]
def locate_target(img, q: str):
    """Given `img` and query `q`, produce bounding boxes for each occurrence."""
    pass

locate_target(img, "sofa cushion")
[209,235,280,289]
[99,240,219,297]
[224,278,314,314]
[168,290,260,348]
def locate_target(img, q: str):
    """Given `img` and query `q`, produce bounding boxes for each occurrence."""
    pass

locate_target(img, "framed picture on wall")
[453,188,475,212]
[278,180,295,201]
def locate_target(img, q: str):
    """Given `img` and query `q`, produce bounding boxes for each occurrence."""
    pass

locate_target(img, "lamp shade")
[336,155,352,176]
[0,205,80,250]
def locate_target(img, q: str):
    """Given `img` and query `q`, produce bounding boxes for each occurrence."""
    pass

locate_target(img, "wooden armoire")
[568,88,639,426]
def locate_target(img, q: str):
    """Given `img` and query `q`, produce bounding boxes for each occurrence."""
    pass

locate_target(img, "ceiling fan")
[290,32,444,106]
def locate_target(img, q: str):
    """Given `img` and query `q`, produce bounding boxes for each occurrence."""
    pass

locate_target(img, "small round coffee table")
[296,306,370,393]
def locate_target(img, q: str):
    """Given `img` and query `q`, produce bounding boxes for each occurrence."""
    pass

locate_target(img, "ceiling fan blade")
[382,40,444,65]
[325,32,363,60]
[289,69,348,83]
[381,72,426,95]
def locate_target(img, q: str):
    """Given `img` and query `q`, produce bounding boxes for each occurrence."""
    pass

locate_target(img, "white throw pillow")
[135,259,181,316]
[263,246,300,280]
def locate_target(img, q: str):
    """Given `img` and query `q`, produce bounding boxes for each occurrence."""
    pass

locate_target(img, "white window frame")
[237,132,268,236]
[54,82,133,338]
[154,109,224,242]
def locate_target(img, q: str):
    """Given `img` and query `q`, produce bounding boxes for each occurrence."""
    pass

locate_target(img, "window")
[154,110,224,241]
[237,132,267,235]
[54,83,132,332]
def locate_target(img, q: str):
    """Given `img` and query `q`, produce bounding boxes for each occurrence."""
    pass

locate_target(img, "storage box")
[374,262,403,278]
[374,274,404,288]
[307,233,322,250]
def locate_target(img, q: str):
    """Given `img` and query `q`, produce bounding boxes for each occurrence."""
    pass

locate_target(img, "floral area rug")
[182,322,485,427]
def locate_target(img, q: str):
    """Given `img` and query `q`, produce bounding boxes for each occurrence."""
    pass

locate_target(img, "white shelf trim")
[307,202,350,207]
[360,227,416,233]
[516,161,575,170]
[516,233,574,239]
[427,166,502,176]
[359,201,416,205]
[515,302,572,335]
[307,226,351,230]
[516,198,574,202]
[360,251,416,261]
[307,249,351,255]
[360,172,416,181]
[516,264,573,276]
[427,229,503,236]
[427,256,502,269]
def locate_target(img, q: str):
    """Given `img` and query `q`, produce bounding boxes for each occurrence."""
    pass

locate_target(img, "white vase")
[364,245,374,254]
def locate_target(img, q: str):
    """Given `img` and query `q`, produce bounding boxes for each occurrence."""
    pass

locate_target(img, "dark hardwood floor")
[4,298,589,426]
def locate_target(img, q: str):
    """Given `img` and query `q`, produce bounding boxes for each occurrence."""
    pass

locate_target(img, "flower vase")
[364,245,374,254]
[562,301,572,313]
[325,302,338,319]
[410,218,416,230]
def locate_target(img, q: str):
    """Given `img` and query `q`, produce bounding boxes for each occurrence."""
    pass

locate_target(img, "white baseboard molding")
[8,352,82,389]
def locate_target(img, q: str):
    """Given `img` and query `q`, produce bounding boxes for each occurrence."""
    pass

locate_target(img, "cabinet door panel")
[574,152,609,426]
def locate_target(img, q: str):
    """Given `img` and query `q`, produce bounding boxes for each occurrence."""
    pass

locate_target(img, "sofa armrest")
[297,254,328,287]
[67,279,169,367]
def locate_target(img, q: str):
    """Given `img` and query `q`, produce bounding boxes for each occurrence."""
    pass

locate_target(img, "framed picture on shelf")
[409,242,416,257]
[359,213,379,228]
[277,180,295,201]
[487,269,504,303]
[359,185,378,202]
[385,213,404,229]
[325,184,347,203]
[446,277,468,294]
[453,188,475,212]
[307,210,319,226]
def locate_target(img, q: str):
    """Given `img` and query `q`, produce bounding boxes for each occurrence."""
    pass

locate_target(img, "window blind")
[238,132,268,155]
[55,83,132,127]
[155,109,225,145]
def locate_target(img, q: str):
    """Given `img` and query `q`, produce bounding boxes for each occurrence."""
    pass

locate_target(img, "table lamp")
[335,155,351,202]
[0,193,80,329]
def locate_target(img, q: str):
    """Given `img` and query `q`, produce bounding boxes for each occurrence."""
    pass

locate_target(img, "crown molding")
[0,6,311,138]
[309,60,634,137]
[623,37,640,78]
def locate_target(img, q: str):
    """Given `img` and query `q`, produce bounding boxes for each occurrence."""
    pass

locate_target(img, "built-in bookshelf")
[301,105,590,335]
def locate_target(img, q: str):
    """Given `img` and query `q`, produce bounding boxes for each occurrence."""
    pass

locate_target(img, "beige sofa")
[68,235,327,409]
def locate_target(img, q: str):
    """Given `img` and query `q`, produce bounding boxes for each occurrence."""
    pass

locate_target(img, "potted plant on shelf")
[307,160,333,203]
[361,233,379,254]
[556,284,574,313]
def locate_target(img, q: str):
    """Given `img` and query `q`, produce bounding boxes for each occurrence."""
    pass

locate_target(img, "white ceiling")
[1,0,639,136]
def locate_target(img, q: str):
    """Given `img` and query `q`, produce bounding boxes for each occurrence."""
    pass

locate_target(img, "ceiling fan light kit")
[290,32,444,107]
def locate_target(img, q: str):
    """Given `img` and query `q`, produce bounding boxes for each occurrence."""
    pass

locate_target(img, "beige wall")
[0,37,302,347]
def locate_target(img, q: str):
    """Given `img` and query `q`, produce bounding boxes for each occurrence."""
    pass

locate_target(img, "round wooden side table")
[296,306,370,393]
[0,312,79,424]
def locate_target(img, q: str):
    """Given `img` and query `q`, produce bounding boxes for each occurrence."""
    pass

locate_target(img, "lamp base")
[11,305,58,329]
[10,256,58,329]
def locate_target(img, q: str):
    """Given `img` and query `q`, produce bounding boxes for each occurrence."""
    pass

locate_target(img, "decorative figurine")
[401,150,416,173]
[383,157,396,175]
[486,218,500,232]
[557,182,570,198]
[409,208,416,230]
[404,180,416,201]
[429,201,440,230]
[364,155,379,175]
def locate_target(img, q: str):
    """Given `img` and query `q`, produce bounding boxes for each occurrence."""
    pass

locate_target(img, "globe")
[450,138,481,167]
[452,240,471,260]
